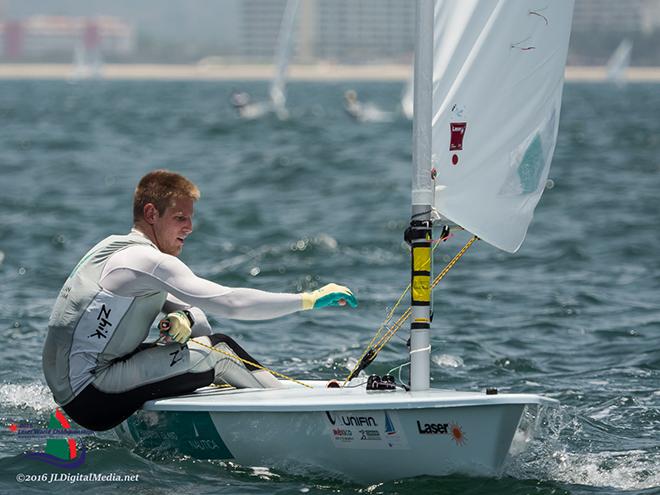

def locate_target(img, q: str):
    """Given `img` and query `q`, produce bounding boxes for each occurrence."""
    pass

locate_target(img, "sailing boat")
[71,20,103,80]
[606,39,632,86]
[343,89,395,123]
[233,0,300,120]
[115,1,574,482]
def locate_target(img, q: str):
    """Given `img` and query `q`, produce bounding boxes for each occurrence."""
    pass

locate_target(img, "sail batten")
[431,1,574,252]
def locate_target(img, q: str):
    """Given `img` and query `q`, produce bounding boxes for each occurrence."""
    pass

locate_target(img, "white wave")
[507,405,660,491]
[314,233,338,250]
[432,353,464,368]
[359,104,394,123]
[0,382,56,413]
[209,235,337,275]
[238,101,272,120]
[550,450,660,491]
[250,466,281,480]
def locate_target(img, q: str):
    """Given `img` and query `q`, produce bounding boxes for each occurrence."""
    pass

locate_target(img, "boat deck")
[143,380,558,412]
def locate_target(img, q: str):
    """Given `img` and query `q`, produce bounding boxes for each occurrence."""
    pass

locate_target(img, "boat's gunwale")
[141,382,559,412]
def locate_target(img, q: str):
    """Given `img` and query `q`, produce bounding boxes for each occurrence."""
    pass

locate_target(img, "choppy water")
[0,79,658,494]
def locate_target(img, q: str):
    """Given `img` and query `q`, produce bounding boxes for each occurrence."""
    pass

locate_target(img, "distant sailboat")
[269,0,300,119]
[233,0,300,120]
[606,39,632,86]
[71,20,103,80]
[343,89,394,123]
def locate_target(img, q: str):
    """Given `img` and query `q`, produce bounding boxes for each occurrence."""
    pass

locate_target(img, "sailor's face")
[152,197,194,256]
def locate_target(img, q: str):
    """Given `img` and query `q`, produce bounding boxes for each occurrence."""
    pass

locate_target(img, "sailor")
[42,170,357,431]
[343,89,364,121]
[230,90,251,115]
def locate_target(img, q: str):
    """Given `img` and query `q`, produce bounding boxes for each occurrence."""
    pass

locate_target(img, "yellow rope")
[345,281,411,385]
[343,235,478,384]
[375,235,478,352]
[191,338,314,389]
[343,234,445,384]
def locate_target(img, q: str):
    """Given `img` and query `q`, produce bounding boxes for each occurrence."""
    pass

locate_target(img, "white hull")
[115,381,556,483]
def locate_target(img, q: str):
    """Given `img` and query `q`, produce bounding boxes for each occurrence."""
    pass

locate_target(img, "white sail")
[431,1,574,253]
[606,39,632,85]
[72,42,86,79]
[71,21,103,81]
[269,0,301,117]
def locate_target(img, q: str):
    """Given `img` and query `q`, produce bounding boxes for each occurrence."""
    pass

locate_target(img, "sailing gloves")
[302,283,357,310]
[158,310,195,344]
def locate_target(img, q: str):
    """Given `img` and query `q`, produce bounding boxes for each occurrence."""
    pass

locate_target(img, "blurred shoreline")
[1,63,660,82]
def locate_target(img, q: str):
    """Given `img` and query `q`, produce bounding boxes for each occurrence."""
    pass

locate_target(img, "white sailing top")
[43,230,303,405]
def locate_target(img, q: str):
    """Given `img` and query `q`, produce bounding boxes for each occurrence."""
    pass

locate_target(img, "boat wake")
[505,405,660,491]
[547,449,659,491]
[355,104,395,123]
[0,382,56,413]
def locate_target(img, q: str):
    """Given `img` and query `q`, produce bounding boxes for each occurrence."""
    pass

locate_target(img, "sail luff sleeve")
[411,0,435,207]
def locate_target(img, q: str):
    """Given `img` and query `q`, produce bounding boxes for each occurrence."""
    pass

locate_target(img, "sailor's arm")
[100,246,356,321]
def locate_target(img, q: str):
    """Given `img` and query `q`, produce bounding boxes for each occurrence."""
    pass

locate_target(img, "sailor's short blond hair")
[133,170,200,222]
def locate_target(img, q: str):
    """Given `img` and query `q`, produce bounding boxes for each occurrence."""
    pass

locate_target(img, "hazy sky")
[3,0,659,65]
[3,0,242,45]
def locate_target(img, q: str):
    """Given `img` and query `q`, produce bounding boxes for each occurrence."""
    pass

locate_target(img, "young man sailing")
[43,170,357,431]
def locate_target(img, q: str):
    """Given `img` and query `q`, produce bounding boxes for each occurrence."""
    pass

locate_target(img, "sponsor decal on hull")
[450,422,467,446]
[325,411,409,450]
[415,418,467,446]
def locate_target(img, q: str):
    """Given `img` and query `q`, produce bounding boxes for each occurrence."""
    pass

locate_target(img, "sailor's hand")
[158,310,193,344]
[302,283,357,310]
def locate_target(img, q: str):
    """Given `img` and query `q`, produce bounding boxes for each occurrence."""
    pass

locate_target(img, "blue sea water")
[0,79,658,494]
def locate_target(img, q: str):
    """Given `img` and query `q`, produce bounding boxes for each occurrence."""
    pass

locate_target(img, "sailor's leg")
[62,333,280,430]
[62,343,214,431]
[190,334,283,389]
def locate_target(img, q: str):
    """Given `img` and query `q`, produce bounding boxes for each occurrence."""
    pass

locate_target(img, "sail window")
[500,107,557,196]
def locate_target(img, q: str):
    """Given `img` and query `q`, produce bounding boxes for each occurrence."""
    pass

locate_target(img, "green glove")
[302,283,357,310]
[158,310,193,344]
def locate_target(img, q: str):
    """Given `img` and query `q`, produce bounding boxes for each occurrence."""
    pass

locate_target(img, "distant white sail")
[71,21,103,80]
[401,64,414,120]
[606,39,632,85]
[269,0,301,117]
[432,1,574,253]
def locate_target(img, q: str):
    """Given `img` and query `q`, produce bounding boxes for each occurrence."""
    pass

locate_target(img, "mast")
[409,0,434,391]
